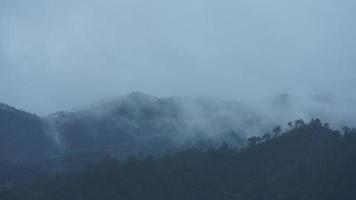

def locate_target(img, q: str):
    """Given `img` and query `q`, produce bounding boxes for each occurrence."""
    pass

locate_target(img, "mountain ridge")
[0,93,255,162]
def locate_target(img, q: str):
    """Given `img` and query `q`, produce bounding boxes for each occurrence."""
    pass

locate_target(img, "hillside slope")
[0,103,54,161]
[1,119,355,200]
[45,93,253,158]
[0,93,257,162]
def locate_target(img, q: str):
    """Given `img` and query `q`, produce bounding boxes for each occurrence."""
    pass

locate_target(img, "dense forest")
[1,118,356,200]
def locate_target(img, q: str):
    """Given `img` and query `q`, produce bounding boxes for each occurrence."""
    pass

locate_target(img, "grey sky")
[1,0,356,115]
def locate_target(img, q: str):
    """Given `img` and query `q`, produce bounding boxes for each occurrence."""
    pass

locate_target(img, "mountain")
[45,92,252,158]
[0,103,55,161]
[0,93,265,162]
[1,120,356,200]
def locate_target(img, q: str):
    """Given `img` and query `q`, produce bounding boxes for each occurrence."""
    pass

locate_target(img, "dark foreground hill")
[1,119,356,200]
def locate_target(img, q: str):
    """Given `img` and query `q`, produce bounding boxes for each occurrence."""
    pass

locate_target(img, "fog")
[1,0,356,126]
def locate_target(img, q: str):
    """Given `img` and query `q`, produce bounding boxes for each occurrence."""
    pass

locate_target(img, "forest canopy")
[1,119,356,200]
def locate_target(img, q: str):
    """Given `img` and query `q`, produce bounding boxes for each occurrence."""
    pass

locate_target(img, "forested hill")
[1,119,356,200]
[46,92,251,158]
[0,103,55,161]
[0,93,255,162]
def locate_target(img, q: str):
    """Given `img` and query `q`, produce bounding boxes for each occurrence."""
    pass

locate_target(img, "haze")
[1,0,356,118]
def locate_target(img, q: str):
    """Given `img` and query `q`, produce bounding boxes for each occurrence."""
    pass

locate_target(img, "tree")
[272,126,282,136]
[262,133,271,141]
[343,127,351,135]
[323,123,330,129]
[294,119,305,128]
[248,136,261,146]
[310,118,322,127]
[288,122,293,128]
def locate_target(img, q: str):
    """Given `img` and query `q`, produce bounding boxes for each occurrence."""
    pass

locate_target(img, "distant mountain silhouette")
[0,93,265,162]
[46,92,251,158]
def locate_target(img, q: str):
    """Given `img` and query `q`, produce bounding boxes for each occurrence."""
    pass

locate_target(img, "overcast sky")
[1,0,356,115]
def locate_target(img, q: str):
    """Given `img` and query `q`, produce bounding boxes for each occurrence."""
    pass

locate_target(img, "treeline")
[1,119,356,200]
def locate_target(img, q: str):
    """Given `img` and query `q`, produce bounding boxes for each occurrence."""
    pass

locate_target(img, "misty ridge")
[2,92,260,162]
[1,91,355,163]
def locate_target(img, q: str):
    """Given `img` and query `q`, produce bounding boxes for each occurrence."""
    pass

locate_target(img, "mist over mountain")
[1,94,356,200]
[1,92,355,163]
[1,0,356,199]
[47,92,352,158]
[44,92,259,158]
[0,93,261,162]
